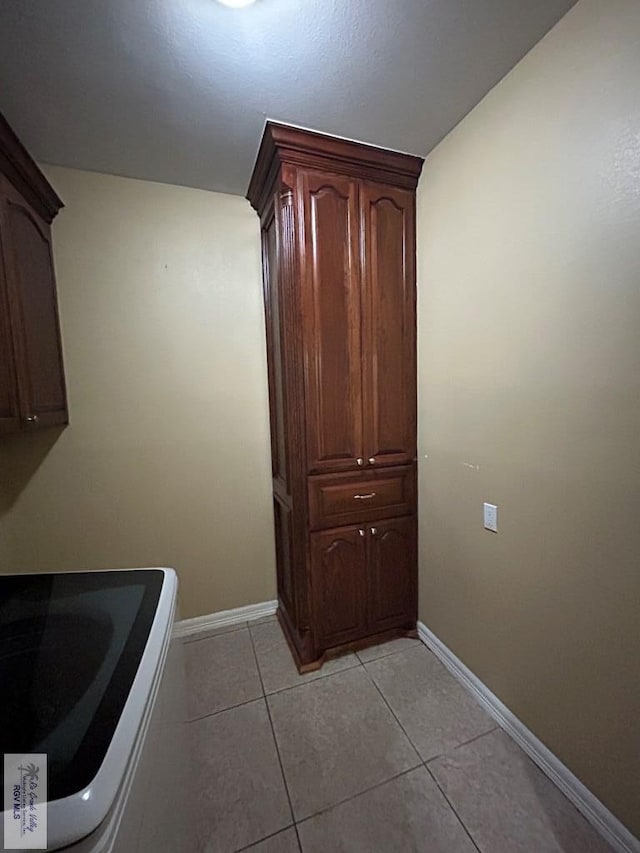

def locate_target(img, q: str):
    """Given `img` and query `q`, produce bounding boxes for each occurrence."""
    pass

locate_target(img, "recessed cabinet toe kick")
[248,122,423,671]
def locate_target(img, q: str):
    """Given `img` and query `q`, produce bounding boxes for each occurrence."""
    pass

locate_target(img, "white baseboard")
[173,599,277,639]
[417,621,639,853]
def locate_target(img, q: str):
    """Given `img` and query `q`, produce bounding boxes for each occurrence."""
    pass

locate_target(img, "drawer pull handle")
[354,492,376,500]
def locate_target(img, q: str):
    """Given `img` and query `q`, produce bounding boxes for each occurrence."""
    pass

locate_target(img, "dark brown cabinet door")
[273,495,295,621]
[262,206,288,485]
[1,178,67,428]
[361,182,416,468]
[0,231,20,434]
[301,171,363,473]
[367,516,417,633]
[311,524,367,646]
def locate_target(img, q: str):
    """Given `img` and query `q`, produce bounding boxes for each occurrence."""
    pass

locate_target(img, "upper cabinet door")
[360,183,416,468]
[301,171,363,473]
[262,204,288,487]
[0,228,20,434]
[1,178,67,428]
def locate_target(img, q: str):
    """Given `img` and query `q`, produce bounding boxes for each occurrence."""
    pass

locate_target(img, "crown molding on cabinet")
[247,121,424,214]
[0,113,63,223]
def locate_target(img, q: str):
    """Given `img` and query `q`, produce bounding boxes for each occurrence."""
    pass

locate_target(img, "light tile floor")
[184,617,613,853]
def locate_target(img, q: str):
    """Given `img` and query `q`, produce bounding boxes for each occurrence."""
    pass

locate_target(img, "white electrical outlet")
[484,503,498,532]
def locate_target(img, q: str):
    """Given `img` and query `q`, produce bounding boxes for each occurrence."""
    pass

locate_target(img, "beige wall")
[0,167,276,619]
[417,0,640,836]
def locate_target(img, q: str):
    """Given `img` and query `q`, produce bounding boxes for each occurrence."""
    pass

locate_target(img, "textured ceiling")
[0,0,577,195]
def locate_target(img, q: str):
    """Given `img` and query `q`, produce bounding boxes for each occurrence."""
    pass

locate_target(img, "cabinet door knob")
[368,457,376,465]
[358,529,365,537]
[354,492,376,500]
[25,414,39,423]
[370,527,377,535]
[356,458,364,466]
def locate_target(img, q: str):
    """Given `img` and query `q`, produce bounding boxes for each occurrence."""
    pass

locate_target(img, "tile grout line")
[185,627,264,723]
[360,662,423,762]
[182,623,248,644]
[235,823,296,852]
[186,632,417,723]
[423,763,483,853]
[183,616,277,646]
[187,694,264,725]
[189,626,492,850]
[245,638,421,836]
[451,724,500,754]
[247,621,365,697]
[188,627,364,724]
[361,661,483,853]
[247,623,303,853]
[263,661,364,699]
[295,765,421,829]
[194,628,484,850]
[422,724,501,764]
[356,640,423,666]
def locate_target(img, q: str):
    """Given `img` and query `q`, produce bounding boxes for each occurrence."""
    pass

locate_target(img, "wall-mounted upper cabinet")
[0,113,67,435]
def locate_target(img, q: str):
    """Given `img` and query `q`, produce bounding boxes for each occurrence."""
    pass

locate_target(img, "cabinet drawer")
[308,465,415,530]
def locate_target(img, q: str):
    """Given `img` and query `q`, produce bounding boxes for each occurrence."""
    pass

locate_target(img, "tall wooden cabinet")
[248,123,423,670]
[0,112,67,435]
